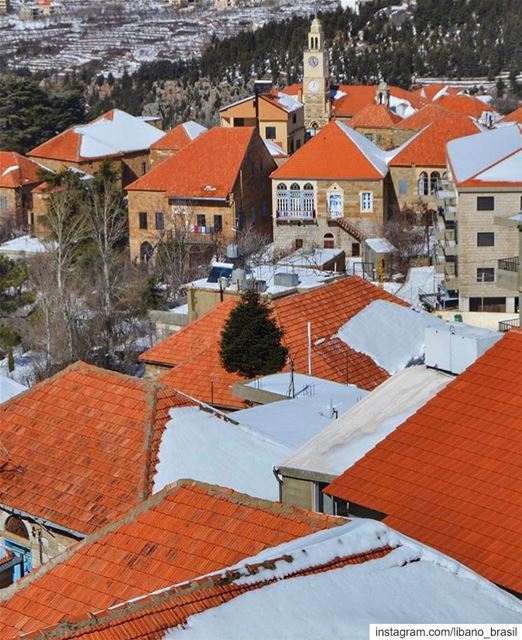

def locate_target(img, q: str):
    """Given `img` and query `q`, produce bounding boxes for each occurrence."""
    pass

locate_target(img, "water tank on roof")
[274,272,299,288]
[231,268,247,288]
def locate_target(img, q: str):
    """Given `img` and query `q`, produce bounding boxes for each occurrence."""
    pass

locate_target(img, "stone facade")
[389,165,444,212]
[302,19,330,130]
[354,126,413,151]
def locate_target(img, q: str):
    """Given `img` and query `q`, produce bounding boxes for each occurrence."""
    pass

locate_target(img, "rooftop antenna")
[287,355,295,399]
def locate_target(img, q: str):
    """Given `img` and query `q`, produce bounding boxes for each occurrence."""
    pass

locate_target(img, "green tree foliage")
[0,76,86,153]
[220,290,288,379]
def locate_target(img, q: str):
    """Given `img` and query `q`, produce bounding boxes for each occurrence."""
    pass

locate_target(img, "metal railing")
[498,257,519,272]
[499,317,520,332]
[276,210,316,219]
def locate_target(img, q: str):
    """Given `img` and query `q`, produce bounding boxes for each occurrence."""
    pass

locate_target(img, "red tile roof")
[326,329,522,594]
[502,106,522,124]
[150,122,207,152]
[28,129,83,163]
[0,152,42,189]
[0,361,193,535]
[22,538,389,640]
[142,277,405,408]
[0,480,343,639]
[348,103,402,129]
[435,94,494,118]
[396,103,449,130]
[390,113,481,168]
[126,127,256,198]
[271,121,388,180]
[412,84,460,102]
[332,85,425,119]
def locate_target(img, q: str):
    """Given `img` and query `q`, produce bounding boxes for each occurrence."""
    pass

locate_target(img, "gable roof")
[326,328,522,593]
[395,103,449,130]
[271,120,388,180]
[389,113,482,167]
[331,84,424,119]
[435,94,494,118]
[447,123,522,187]
[0,479,342,639]
[28,110,164,162]
[0,152,43,189]
[21,518,522,640]
[348,103,402,129]
[127,127,259,198]
[412,83,461,102]
[142,277,406,408]
[502,105,522,124]
[0,361,192,535]
[150,121,208,152]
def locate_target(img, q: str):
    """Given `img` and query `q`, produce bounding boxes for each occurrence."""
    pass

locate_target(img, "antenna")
[287,355,295,398]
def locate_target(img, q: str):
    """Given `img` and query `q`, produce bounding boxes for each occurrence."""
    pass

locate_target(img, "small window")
[360,191,373,212]
[295,239,303,249]
[0,195,8,216]
[477,196,494,211]
[265,126,276,140]
[418,171,429,196]
[155,212,164,231]
[328,193,342,219]
[234,117,245,127]
[477,232,494,247]
[352,242,360,257]
[139,211,148,230]
[399,180,408,196]
[141,162,147,176]
[364,133,373,141]
[196,214,206,228]
[323,233,335,249]
[214,215,223,233]
[477,267,494,283]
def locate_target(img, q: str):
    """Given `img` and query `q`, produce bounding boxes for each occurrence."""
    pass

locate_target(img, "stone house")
[271,120,392,257]
[149,121,208,167]
[126,127,276,262]
[0,152,42,234]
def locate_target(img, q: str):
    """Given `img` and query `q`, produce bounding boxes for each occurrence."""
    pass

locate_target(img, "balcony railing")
[190,225,221,234]
[276,210,316,220]
[499,317,520,332]
[498,257,519,272]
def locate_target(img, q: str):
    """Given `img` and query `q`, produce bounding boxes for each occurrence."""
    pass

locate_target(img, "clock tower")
[303,18,330,131]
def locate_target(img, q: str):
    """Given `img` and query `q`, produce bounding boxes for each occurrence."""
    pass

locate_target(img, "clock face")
[308,55,319,68]
[308,80,320,93]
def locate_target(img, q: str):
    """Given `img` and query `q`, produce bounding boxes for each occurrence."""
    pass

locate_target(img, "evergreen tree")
[219,290,288,379]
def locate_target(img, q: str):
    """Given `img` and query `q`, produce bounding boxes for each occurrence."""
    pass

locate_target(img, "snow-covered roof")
[448,123,522,186]
[74,109,165,158]
[394,266,445,306]
[272,91,302,113]
[0,235,55,255]
[278,248,344,268]
[0,376,27,403]
[153,406,290,500]
[263,139,287,158]
[336,121,389,176]
[164,519,522,639]
[337,300,446,375]
[182,120,208,141]
[365,237,396,254]
[235,374,367,448]
[280,366,451,478]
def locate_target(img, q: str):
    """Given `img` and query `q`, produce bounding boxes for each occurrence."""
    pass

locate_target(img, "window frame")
[477,232,494,247]
[155,211,164,231]
[360,191,373,213]
[138,211,148,230]
[476,267,495,283]
[476,196,495,211]
[265,126,276,140]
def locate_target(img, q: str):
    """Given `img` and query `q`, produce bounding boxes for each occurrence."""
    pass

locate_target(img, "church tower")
[303,18,330,131]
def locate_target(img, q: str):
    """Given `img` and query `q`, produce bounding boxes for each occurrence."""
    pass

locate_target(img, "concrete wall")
[280,475,315,511]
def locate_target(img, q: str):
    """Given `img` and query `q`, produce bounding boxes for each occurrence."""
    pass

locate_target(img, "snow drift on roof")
[182,120,208,140]
[0,376,27,403]
[337,300,446,374]
[335,121,389,176]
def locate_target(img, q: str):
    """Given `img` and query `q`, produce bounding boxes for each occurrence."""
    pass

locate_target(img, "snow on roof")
[365,237,396,254]
[153,406,290,500]
[263,139,287,158]
[74,109,164,158]
[280,366,452,478]
[0,235,54,255]
[448,123,522,185]
[335,120,389,176]
[337,300,446,375]
[273,91,302,113]
[279,248,343,267]
[476,149,522,183]
[0,376,27,403]
[166,519,522,639]
[1,165,18,177]
[394,266,444,306]
[182,120,208,141]
[235,374,367,448]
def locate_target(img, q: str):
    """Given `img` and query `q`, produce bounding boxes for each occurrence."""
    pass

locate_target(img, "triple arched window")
[276,183,315,218]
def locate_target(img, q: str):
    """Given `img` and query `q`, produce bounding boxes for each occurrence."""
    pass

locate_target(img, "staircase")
[333,218,367,242]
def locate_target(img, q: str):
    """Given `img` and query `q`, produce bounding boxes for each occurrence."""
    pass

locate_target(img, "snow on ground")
[0,235,54,255]
[0,377,27,403]
[0,351,36,388]
[153,406,291,500]
[165,520,522,639]
[365,237,396,254]
[281,366,452,477]
[337,300,446,374]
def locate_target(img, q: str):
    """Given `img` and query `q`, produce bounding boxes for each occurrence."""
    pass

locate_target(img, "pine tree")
[220,290,288,379]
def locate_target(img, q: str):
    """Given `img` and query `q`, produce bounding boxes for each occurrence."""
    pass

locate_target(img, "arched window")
[323,233,335,249]
[276,183,288,215]
[5,516,29,539]
[290,183,301,214]
[430,171,441,194]
[303,183,314,216]
[140,241,153,264]
[418,171,429,196]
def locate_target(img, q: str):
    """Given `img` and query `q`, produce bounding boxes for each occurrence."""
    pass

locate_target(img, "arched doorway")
[140,241,153,263]
[323,233,335,249]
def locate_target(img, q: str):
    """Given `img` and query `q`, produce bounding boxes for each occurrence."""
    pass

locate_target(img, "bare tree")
[385,200,435,272]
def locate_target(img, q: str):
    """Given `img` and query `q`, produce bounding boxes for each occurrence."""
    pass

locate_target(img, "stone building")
[149,121,208,167]
[302,18,331,130]
[271,120,392,257]
[0,152,42,234]
[126,127,276,262]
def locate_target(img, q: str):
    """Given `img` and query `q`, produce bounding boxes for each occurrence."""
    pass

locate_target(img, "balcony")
[275,210,316,225]
[499,317,520,332]
[497,256,519,291]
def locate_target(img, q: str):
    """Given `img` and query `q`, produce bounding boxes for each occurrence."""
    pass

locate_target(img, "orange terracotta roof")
[435,94,494,118]
[396,103,449,130]
[0,152,42,189]
[502,105,522,124]
[282,83,303,97]
[0,361,193,535]
[126,127,255,198]
[143,277,406,408]
[390,113,481,167]
[150,122,207,152]
[326,328,522,594]
[348,103,402,129]
[412,83,460,102]
[271,121,388,180]
[332,85,425,119]
[22,539,389,640]
[0,479,342,639]
[28,128,84,163]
